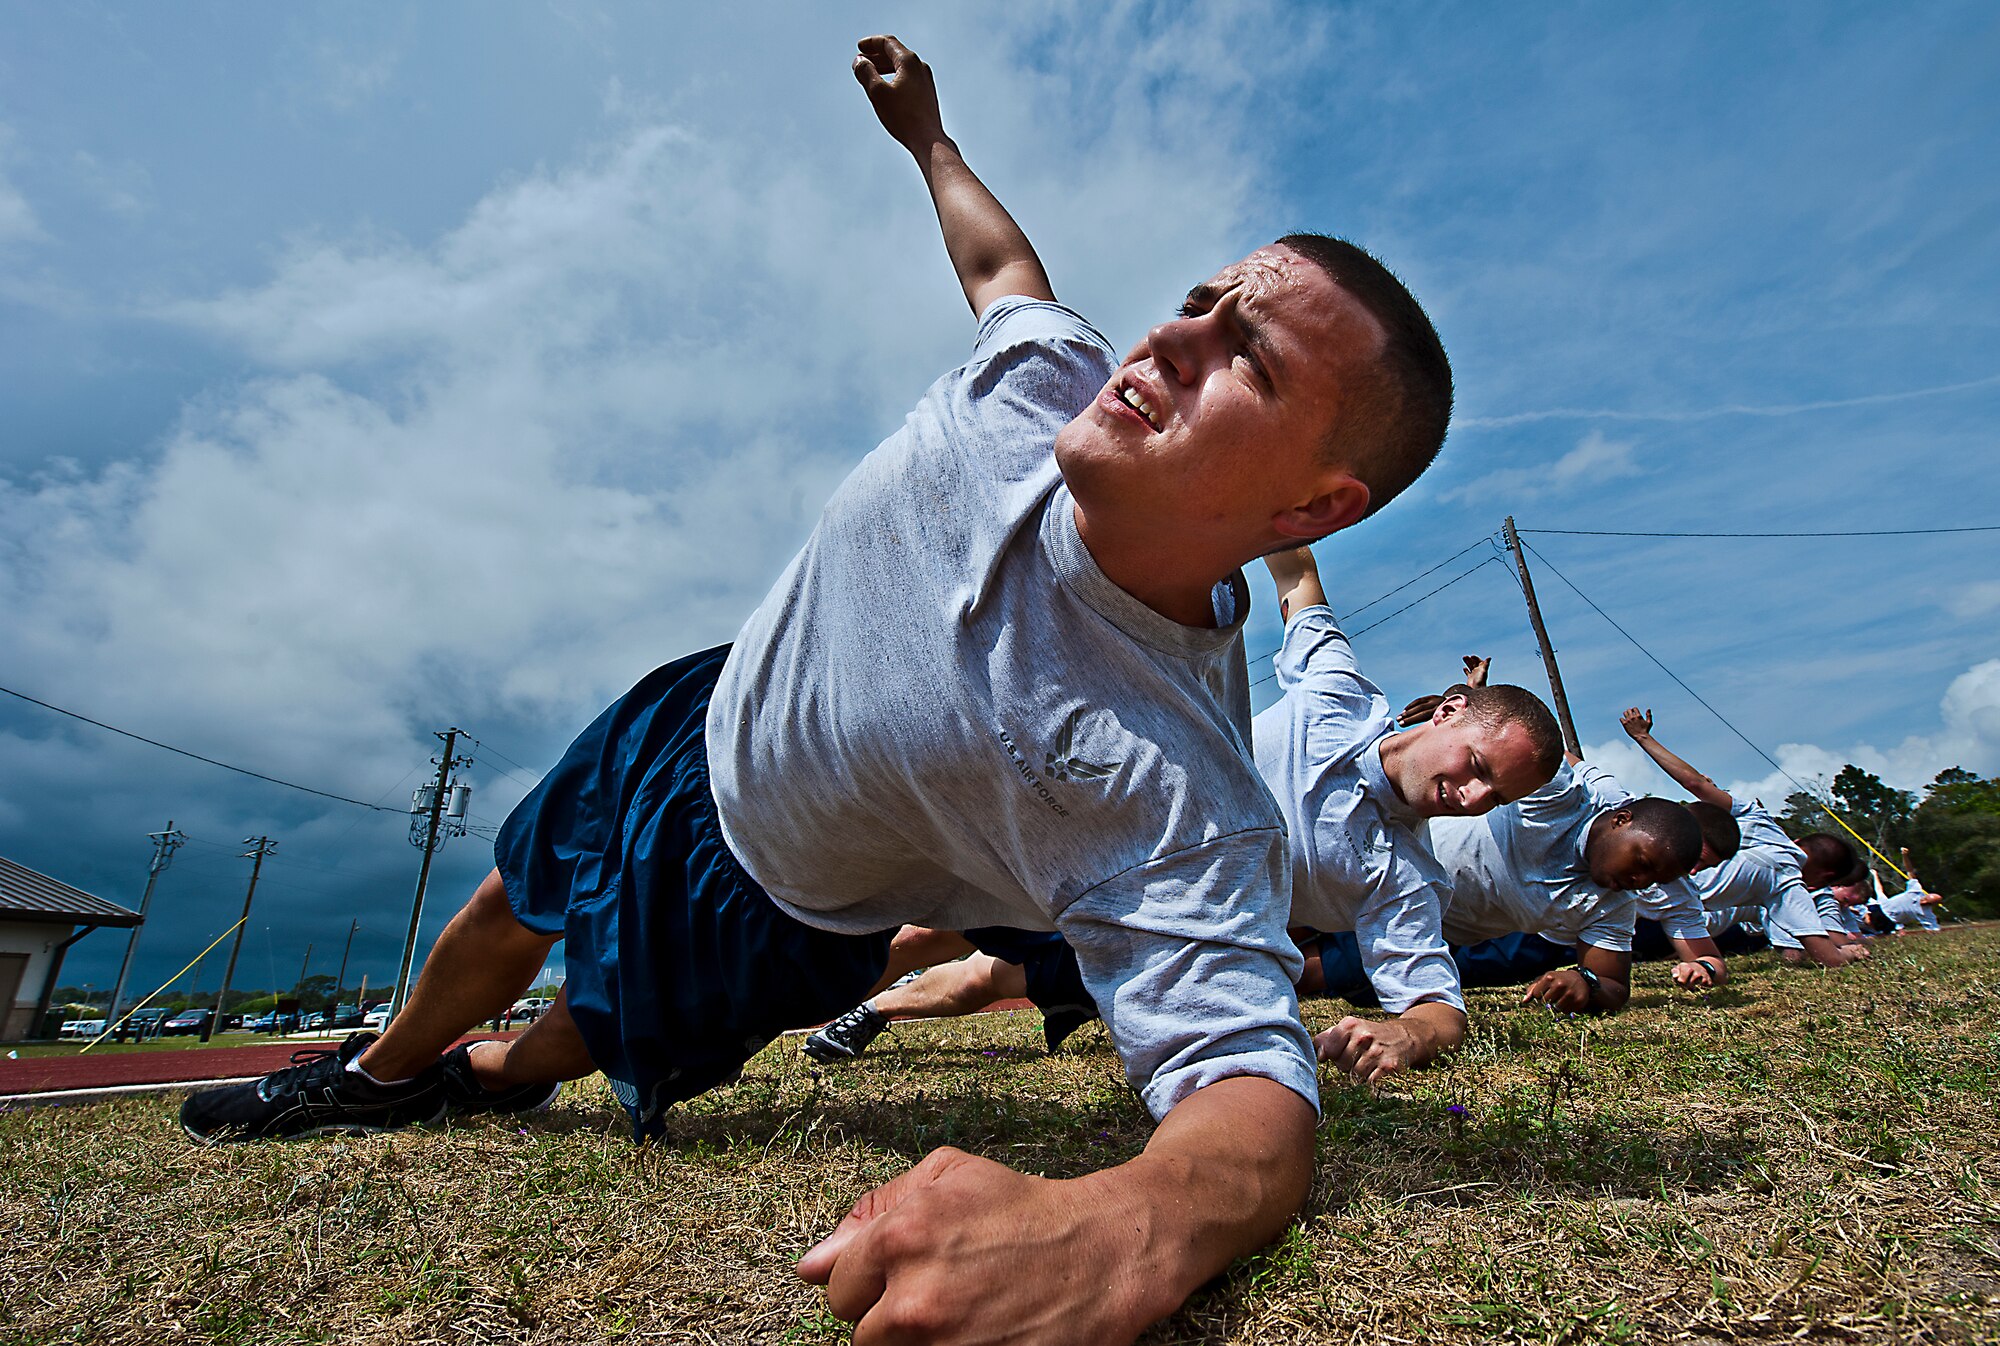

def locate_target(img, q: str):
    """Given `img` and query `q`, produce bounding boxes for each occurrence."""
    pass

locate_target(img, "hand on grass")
[1314,1016,1422,1084]
[798,1146,1157,1345]
[1523,968,1592,1012]
[1670,960,1715,990]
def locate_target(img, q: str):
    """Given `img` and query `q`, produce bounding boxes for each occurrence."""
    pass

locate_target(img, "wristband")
[1574,966,1603,1005]
[1695,957,1722,982]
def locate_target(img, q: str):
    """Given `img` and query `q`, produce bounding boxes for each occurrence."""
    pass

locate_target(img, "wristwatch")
[1695,957,1722,983]
[1574,965,1603,1006]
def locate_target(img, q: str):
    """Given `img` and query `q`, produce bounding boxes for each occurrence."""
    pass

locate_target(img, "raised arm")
[1263,546,1328,621]
[1620,708,1732,810]
[854,35,1054,316]
[1396,655,1488,727]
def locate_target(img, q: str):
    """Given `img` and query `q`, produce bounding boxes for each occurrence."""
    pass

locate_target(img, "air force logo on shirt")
[1045,709,1119,782]
[996,709,1121,819]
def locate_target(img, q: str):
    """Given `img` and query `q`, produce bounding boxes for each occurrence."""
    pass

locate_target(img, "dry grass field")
[4,927,1998,1345]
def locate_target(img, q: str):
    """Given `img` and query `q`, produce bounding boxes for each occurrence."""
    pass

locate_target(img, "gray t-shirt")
[1427,762,1639,951]
[707,296,1317,1120]
[1250,606,1463,1013]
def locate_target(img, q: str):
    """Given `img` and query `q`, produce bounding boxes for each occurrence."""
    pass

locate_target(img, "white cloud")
[1439,429,1641,506]
[3,12,1286,822]
[1942,579,2000,621]
[1721,658,2000,804]
[0,124,44,246]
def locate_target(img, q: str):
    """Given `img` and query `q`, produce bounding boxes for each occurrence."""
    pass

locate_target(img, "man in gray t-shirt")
[185,35,1458,1346]
[1428,756,1704,1014]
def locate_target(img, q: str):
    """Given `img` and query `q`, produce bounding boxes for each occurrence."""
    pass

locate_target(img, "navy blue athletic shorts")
[496,644,894,1139]
[963,927,1097,1020]
[1306,928,1574,1006]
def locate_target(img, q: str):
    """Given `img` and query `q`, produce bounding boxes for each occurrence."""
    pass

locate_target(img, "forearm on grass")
[1088,1075,1317,1316]
[1393,999,1467,1063]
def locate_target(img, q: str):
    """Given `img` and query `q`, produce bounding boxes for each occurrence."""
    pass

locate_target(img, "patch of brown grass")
[3,929,1997,1344]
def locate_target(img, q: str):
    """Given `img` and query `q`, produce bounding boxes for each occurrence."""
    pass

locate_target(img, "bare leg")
[873,953,1027,1021]
[358,869,557,1081]
[466,988,597,1088]
[859,926,979,999]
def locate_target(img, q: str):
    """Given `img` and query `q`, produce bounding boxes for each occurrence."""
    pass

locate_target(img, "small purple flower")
[1447,1104,1467,1116]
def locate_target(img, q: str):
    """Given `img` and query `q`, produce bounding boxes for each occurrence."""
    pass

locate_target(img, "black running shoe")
[1042,1005,1096,1054]
[438,1042,561,1116]
[802,1003,888,1063]
[179,1032,445,1145]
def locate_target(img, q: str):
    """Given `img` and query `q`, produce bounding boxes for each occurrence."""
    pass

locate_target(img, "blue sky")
[3,3,1996,999]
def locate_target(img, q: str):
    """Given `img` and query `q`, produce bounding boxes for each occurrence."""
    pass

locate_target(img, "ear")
[1429,692,1469,727]
[1273,474,1371,540]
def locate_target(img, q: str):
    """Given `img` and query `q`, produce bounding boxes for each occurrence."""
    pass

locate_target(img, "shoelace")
[263,1046,347,1095]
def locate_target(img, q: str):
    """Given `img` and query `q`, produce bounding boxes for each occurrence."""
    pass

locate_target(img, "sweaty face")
[1587,816,1693,891]
[1395,705,1551,819]
[1054,245,1384,548]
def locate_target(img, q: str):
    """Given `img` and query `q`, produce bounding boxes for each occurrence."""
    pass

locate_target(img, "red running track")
[0,1033,519,1097]
[1,999,1038,1098]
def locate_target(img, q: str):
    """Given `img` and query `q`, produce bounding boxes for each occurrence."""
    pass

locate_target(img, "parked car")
[243,1011,280,1032]
[508,997,552,1021]
[163,1009,212,1036]
[60,1017,106,1039]
[362,1004,390,1030]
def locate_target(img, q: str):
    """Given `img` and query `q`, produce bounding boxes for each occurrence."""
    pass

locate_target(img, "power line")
[1246,535,1496,674]
[1519,525,2000,539]
[1252,555,1504,689]
[462,735,541,790]
[0,684,402,813]
[1518,539,1802,790]
[1520,539,1917,880]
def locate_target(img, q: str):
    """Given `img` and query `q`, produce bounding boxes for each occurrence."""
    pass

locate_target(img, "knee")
[460,872,548,944]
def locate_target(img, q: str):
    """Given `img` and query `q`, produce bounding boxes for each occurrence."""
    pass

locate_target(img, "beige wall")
[1,920,79,1041]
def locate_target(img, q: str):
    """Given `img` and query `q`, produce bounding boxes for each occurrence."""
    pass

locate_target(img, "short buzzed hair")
[1277,233,1453,518]
[1685,801,1741,861]
[1797,832,1864,885]
[1455,683,1564,780]
[1626,797,1704,871]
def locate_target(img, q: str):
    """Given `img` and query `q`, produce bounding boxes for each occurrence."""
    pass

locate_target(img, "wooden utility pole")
[389,729,465,1024]
[1502,517,1583,759]
[107,821,184,1035]
[334,919,359,1008]
[203,836,275,1042]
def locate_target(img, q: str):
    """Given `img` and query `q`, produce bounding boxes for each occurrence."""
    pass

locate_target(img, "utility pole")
[107,821,185,1034]
[203,837,276,1043]
[296,941,313,996]
[389,729,472,1024]
[334,919,359,1008]
[1502,517,1583,759]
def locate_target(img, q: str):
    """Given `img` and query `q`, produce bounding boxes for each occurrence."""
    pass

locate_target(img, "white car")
[508,997,551,1021]
[362,1005,391,1030]
[60,1018,106,1039]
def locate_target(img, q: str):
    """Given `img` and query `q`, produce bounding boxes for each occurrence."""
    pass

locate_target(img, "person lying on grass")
[1619,706,1868,973]
[178,33,1456,1346]
[804,546,1564,1083]
[1869,849,1947,931]
[1423,739,1703,1015]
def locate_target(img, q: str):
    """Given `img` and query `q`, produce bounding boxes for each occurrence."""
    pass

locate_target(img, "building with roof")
[1,855,140,1041]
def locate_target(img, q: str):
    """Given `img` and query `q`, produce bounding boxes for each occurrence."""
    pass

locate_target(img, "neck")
[1374,728,1416,808]
[1071,497,1241,628]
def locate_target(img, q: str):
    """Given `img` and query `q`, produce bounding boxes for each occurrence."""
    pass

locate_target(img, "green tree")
[1907,767,2000,919]
[1829,765,1914,853]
